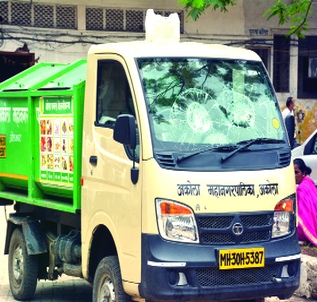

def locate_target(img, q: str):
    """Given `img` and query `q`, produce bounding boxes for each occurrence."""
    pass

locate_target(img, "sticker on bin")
[219,248,264,270]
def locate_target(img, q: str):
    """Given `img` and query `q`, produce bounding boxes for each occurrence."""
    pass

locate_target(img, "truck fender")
[5,214,47,255]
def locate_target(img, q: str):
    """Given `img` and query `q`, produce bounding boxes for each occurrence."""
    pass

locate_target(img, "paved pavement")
[0,206,315,302]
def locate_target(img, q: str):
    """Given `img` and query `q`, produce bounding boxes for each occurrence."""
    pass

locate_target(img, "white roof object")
[145,9,180,44]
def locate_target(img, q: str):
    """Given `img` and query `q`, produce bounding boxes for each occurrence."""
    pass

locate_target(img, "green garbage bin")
[0,59,86,213]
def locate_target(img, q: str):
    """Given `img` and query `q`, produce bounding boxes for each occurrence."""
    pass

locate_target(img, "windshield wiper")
[176,144,237,164]
[221,138,285,163]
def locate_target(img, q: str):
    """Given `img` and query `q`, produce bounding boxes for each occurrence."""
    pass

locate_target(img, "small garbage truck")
[0,9,300,302]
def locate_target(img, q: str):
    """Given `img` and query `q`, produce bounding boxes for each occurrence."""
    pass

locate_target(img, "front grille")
[202,233,234,244]
[197,213,273,245]
[240,214,271,227]
[196,264,279,287]
[279,151,291,166]
[199,216,233,229]
[156,153,176,167]
[240,230,270,243]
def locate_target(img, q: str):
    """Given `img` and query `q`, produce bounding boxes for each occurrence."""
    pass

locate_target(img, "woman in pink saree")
[294,158,317,246]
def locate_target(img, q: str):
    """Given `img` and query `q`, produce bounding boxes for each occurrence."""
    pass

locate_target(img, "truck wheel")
[93,256,131,302]
[8,227,38,301]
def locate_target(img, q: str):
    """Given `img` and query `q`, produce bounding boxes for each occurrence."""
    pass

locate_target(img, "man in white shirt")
[282,96,297,149]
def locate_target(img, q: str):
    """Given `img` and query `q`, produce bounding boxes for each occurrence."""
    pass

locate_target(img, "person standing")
[282,96,297,149]
[294,158,317,247]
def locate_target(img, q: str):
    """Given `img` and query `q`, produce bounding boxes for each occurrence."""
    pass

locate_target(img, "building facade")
[0,0,316,142]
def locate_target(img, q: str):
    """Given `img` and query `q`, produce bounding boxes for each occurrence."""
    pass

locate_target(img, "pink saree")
[297,176,317,246]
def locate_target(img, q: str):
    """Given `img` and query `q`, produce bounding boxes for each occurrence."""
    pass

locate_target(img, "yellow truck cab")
[0,10,300,302]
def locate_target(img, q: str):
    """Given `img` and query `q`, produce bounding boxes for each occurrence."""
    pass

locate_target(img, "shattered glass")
[138,58,287,152]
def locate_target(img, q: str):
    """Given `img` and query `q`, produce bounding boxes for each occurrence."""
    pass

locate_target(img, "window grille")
[56,5,76,29]
[0,1,8,24]
[34,4,53,28]
[298,36,317,98]
[273,35,290,93]
[106,9,124,31]
[1,1,76,29]
[11,2,31,26]
[86,7,103,31]
[126,10,144,32]
[1,1,184,34]
[86,7,184,33]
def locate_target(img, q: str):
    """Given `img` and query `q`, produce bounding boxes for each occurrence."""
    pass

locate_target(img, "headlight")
[272,194,296,238]
[156,199,199,243]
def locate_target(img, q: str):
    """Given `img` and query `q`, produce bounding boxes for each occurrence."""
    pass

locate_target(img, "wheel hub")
[99,278,115,302]
[13,244,24,282]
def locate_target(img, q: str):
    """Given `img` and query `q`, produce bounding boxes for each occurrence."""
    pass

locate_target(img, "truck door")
[81,58,141,284]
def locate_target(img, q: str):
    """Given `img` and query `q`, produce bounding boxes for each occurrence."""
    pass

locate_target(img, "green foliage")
[179,0,236,20]
[179,0,314,38]
[263,0,313,38]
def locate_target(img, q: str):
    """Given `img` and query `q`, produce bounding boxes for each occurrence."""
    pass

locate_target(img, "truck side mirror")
[113,114,136,149]
[113,114,139,184]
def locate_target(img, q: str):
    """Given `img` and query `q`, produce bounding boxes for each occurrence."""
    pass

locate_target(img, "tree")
[179,0,314,38]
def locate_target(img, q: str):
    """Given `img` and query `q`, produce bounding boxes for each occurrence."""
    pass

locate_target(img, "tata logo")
[232,222,244,236]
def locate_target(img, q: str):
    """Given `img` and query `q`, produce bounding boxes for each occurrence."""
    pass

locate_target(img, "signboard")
[39,96,74,185]
[0,134,6,158]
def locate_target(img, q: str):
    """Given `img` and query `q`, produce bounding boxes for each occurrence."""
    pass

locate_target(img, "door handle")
[89,155,98,165]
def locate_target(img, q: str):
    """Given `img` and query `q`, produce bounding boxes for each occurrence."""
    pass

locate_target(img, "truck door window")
[96,60,134,127]
[95,60,139,162]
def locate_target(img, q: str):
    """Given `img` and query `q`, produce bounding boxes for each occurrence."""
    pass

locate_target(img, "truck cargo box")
[0,59,86,213]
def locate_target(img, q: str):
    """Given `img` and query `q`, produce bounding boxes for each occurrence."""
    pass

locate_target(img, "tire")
[8,227,38,301]
[93,256,131,302]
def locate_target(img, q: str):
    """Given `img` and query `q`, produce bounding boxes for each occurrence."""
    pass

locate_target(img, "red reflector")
[160,202,191,215]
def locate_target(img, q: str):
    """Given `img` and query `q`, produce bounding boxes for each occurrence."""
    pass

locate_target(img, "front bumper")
[138,233,300,301]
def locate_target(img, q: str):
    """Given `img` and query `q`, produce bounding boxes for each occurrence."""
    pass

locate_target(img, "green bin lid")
[38,60,86,90]
[0,62,68,92]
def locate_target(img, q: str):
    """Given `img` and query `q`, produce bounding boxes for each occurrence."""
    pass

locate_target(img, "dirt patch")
[300,242,317,258]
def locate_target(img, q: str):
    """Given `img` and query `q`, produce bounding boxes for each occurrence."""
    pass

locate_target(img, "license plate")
[218,248,265,270]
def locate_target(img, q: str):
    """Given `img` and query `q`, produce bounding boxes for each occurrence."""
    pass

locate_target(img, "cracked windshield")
[138,58,287,152]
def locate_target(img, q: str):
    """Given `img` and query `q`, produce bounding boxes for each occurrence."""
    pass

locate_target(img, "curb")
[295,254,317,299]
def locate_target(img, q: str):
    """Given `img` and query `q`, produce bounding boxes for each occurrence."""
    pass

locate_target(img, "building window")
[126,10,144,32]
[11,2,31,26]
[86,7,184,33]
[34,4,54,28]
[1,1,77,29]
[106,9,124,31]
[247,48,270,72]
[56,5,76,29]
[273,35,290,92]
[86,7,103,31]
[0,1,8,24]
[1,2,183,34]
[298,36,317,98]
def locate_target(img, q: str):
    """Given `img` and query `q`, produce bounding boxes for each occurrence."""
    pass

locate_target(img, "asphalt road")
[0,205,315,302]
